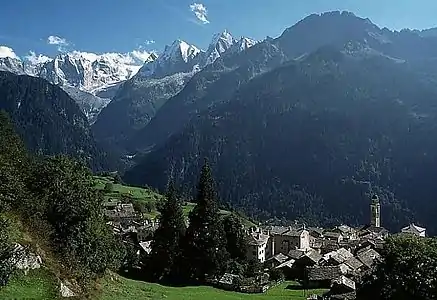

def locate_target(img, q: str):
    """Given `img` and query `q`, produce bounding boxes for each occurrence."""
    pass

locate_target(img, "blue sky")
[1,0,437,60]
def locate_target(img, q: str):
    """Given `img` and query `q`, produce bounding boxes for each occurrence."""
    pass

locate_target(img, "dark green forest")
[0,71,116,171]
[125,49,437,234]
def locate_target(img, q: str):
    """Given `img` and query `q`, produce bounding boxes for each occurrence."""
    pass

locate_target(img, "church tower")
[370,194,381,227]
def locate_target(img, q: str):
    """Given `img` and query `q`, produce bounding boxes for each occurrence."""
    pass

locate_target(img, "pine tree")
[0,217,14,287]
[223,215,248,262]
[149,181,186,282]
[0,111,29,210]
[183,160,229,282]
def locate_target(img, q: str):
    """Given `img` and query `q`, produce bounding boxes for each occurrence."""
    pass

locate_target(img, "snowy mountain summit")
[137,30,256,79]
[0,29,257,123]
[38,51,147,93]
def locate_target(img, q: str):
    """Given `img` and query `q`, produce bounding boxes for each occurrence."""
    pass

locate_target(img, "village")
[102,193,427,300]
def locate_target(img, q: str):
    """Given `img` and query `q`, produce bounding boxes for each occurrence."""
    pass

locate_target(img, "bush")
[104,182,114,192]
[0,217,14,288]
[268,268,284,282]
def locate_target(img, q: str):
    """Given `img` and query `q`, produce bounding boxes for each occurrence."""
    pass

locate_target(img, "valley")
[2,7,437,300]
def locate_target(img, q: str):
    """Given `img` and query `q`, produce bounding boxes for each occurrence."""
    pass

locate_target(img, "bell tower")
[370,194,381,227]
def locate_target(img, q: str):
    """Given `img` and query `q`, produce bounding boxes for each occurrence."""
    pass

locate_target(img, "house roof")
[308,227,324,236]
[344,257,364,270]
[248,232,269,246]
[401,223,426,233]
[267,226,289,235]
[308,266,344,281]
[305,250,323,264]
[324,248,353,264]
[336,225,355,234]
[324,231,342,239]
[268,253,289,264]
[283,228,306,237]
[275,259,296,270]
[357,248,381,268]
[359,225,389,236]
[288,249,305,260]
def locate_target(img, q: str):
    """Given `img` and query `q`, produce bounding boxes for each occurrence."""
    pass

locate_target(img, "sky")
[1,0,437,60]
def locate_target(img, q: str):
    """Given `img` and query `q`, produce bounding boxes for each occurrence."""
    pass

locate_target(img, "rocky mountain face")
[92,30,257,153]
[0,51,148,123]
[123,11,437,234]
[0,71,115,171]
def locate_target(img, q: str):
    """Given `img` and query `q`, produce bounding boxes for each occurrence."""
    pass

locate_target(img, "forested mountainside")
[0,71,115,171]
[122,11,437,155]
[124,47,437,234]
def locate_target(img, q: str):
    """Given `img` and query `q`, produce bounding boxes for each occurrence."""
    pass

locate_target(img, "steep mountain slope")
[127,38,288,153]
[124,49,437,233]
[93,31,256,152]
[125,11,437,156]
[0,71,114,170]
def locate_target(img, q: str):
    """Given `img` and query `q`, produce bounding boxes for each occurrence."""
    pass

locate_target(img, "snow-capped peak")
[210,29,235,49]
[0,56,26,74]
[161,40,201,63]
[201,30,237,66]
[229,37,258,54]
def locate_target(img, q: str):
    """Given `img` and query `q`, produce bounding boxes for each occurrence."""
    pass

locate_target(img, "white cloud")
[0,45,19,59]
[144,40,155,45]
[24,51,52,64]
[190,3,210,25]
[47,35,69,51]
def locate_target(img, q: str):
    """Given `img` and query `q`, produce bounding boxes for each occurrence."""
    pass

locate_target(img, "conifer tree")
[223,215,248,262]
[183,160,229,281]
[149,181,186,282]
[0,111,29,210]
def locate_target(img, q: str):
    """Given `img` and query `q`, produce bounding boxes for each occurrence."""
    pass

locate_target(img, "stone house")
[322,248,354,266]
[247,229,270,263]
[307,265,349,288]
[271,226,311,255]
[356,248,381,269]
[266,253,289,269]
[323,231,344,243]
[333,225,358,241]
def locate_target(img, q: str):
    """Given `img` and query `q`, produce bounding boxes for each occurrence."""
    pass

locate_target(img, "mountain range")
[92,30,256,152]
[3,10,437,234]
[121,11,437,234]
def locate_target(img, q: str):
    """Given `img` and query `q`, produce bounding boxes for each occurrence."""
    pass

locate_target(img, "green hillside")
[94,176,256,227]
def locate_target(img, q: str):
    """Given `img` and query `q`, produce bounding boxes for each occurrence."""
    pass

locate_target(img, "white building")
[247,229,270,263]
[401,223,426,237]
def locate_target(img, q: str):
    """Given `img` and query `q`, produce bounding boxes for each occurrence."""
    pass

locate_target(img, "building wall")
[272,230,310,255]
[300,231,310,250]
[247,242,268,263]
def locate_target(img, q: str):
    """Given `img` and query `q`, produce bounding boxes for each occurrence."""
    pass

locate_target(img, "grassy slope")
[0,213,60,300]
[95,176,256,227]
[98,274,326,300]
[0,269,59,300]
